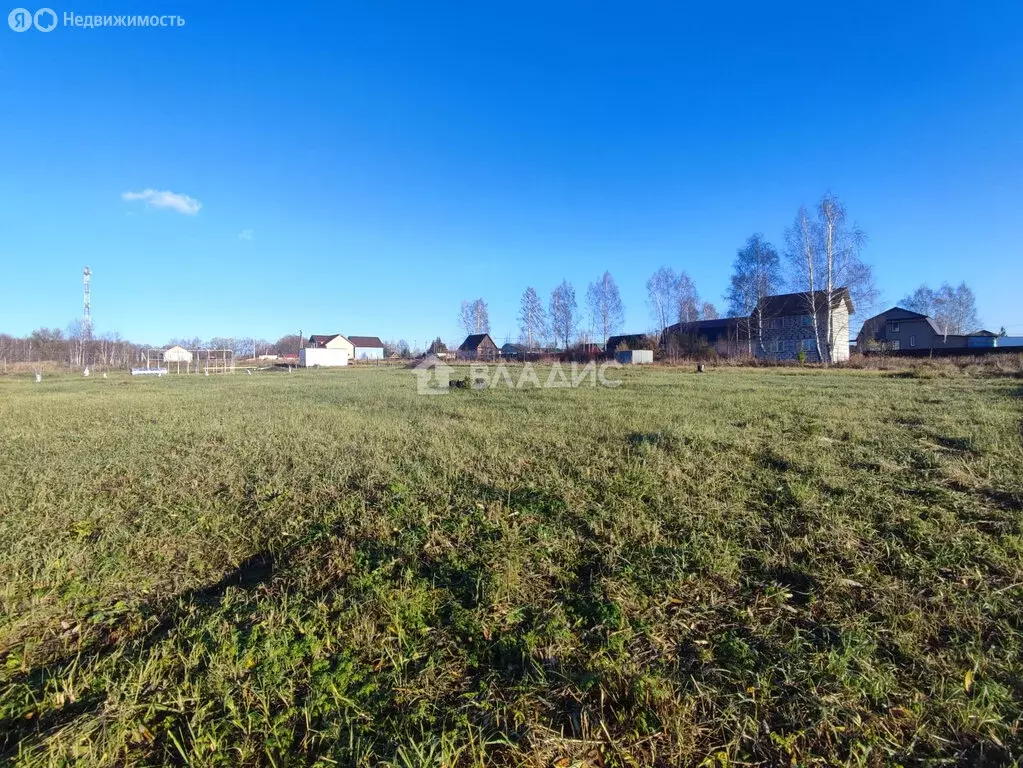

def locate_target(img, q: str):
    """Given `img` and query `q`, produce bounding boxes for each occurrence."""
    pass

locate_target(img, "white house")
[349,336,385,361]
[164,345,193,363]
[300,334,353,367]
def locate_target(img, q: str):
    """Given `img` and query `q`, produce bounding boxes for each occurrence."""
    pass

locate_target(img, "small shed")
[615,349,653,365]
[164,345,193,363]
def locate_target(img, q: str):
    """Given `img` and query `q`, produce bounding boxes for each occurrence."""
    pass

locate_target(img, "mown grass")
[1,365,1021,766]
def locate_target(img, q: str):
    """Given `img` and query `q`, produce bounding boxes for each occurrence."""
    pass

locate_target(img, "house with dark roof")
[664,288,855,362]
[605,334,655,354]
[348,335,385,361]
[857,307,998,352]
[458,333,499,361]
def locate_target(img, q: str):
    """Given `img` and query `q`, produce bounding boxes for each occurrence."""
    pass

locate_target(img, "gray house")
[664,288,854,362]
[856,307,995,352]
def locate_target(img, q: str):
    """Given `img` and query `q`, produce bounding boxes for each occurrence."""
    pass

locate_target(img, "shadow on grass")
[0,550,278,757]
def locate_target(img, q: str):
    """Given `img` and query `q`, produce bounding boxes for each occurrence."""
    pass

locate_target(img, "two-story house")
[664,288,853,362]
[856,307,995,352]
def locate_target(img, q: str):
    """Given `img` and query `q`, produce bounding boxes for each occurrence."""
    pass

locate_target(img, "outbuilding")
[615,349,653,365]
[163,345,193,363]
[301,334,353,367]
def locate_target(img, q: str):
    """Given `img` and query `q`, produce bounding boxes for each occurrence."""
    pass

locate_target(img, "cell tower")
[83,266,92,338]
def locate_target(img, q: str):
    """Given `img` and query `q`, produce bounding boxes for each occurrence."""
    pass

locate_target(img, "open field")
[1,366,1022,766]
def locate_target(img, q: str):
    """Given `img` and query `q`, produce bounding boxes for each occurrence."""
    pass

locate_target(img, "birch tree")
[459,298,490,335]
[675,272,700,326]
[902,282,980,339]
[786,194,876,364]
[646,267,678,336]
[726,234,782,355]
[549,280,577,350]
[586,271,624,346]
[518,287,547,350]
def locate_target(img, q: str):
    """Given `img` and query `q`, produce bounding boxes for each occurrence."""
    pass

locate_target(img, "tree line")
[456,193,983,363]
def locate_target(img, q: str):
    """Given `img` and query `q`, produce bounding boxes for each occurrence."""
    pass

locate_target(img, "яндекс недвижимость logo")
[8,7,56,31]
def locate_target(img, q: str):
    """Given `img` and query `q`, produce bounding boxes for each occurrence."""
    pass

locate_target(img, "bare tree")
[786,194,876,363]
[646,267,678,337]
[700,301,719,320]
[726,234,783,355]
[518,287,547,350]
[903,282,980,339]
[586,271,624,347]
[459,298,490,335]
[675,271,700,326]
[549,280,577,350]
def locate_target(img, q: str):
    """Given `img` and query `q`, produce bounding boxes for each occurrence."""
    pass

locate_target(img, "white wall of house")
[322,336,355,354]
[300,347,350,367]
[829,304,850,362]
[353,346,384,360]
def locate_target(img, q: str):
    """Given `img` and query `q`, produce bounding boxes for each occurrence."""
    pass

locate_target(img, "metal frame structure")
[144,348,235,374]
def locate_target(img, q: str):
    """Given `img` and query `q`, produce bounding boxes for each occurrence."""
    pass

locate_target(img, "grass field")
[1,365,1021,766]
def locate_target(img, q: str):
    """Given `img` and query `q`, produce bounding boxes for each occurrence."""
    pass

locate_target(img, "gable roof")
[756,288,854,317]
[348,335,384,348]
[459,333,496,351]
[605,333,652,351]
[665,317,745,343]
[308,334,339,347]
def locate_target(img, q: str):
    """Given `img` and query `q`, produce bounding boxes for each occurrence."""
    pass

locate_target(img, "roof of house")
[308,334,340,347]
[969,329,998,337]
[665,317,745,343]
[605,333,653,351]
[755,288,854,317]
[501,343,523,353]
[348,336,384,348]
[459,333,496,351]
[164,344,189,352]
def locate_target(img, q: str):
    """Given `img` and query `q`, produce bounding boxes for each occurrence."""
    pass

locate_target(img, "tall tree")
[549,280,577,350]
[586,271,624,346]
[700,301,719,320]
[786,194,877,363]
[518,287,547,350]
[646,267,678,336]
[726,234,783,354]
[675,271,700,326]
[901,282,980,339]
[459,298,490,335]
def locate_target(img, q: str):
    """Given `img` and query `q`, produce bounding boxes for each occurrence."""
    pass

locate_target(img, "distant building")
[348,336,385,361]
[458,333,499,361]
[500,343,523,359]
[301,334,353,367]
[605,334,654,354]
[666,288,854,362]
[163,345,193,363]
[857,308,1003,353]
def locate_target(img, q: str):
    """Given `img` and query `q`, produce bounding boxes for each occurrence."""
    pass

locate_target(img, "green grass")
[1,365,1021,766]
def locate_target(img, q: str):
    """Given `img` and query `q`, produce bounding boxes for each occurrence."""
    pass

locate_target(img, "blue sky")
[2,1,1021,346]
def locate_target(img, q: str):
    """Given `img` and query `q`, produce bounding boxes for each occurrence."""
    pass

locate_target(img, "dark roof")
[308,334,340,347]
[605,333,652,351]
[501,343,523,353]
[459,333,496,351]
[348,335,384,348]
[665,317,745,344]
[970,329,997,337]
[756,288,854,317]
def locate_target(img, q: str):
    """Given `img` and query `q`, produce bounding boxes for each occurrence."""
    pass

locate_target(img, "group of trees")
[459,272,628,350]
[901,282,980,339]
[0,328,145,368]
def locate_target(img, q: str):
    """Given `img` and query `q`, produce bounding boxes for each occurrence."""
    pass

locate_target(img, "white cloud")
[238,229,254,241]
[122,188,201,215]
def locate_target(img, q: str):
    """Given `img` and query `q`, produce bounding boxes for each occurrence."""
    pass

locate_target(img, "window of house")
[800,339,814,351]
[890,340,901,351]
[888,320,900,333]
[909,335,916,347]
[801,315,813,327]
